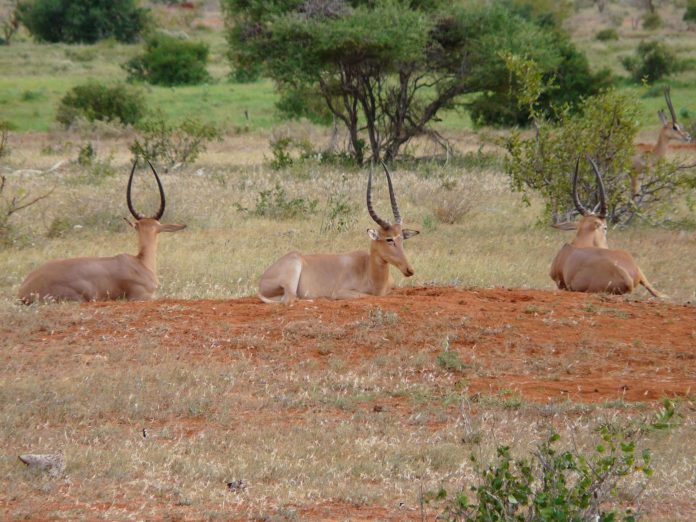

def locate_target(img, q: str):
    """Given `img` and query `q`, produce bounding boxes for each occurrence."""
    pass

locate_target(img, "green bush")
[236,183,319,220]
[466,3,612,127]
[129,111,220,166]
[124,33,210,86]
[595,28,619,41]
[642,11,662,30]
[427,429,652,521]
[56,81,146,127]
[685,0,696,22]
[505,89,695,225]
[18,0,147,44]
[622,41,682,84]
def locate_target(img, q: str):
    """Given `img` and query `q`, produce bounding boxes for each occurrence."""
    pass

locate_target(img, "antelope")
[18,160,186,304]
[258,163,419,304]
[549,157,665,298]
[630,87,691,198]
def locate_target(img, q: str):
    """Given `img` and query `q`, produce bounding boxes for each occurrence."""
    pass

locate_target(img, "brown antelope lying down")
[630,86,691,198]
[18,161,186,304]
[549,157,665,298]
[258,162,419,304]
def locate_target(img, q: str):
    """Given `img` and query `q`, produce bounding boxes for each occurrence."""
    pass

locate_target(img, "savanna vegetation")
[0,0,695,520]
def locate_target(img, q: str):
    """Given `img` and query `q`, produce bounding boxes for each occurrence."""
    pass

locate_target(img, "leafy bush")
[622,41,682,84]
[685,0,696,23]
[505,87,696,225]
[56,81,146,127]
[428,429,652,521]
[642,11,662,30]
[466,3,612,127]
[237,184,319,220]
[18,0,147,44]
[124,33,210,86]
[595,28,619,41]
[129,111,220,166]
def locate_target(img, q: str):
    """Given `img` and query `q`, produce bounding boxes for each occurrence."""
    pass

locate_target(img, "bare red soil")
[30,286,696,404]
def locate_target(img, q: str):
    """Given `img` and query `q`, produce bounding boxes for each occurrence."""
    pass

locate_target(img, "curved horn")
[126,160,144,220]
[126,160,166,221]
[380,161,402,225]
[664,86,678,124]
[367,166,391,230]
[586,156,607,219]
[571,157,590,216]
[147,160,166,220]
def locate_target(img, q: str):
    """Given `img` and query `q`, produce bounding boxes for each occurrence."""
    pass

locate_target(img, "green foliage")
[225,0,601,161]
[685,0,696,23]
[622,41,682,84]
[77,142,96,166]
[506,84,696,225]
[650,399,682,431]
[56,81,146,127]
[465,2,612,127]
[240,183,319,220]
[436,337,465,372]
[428,430,652,521]
[268,134,315,170]
[18,0,147,44]
[124,33,211,86]
[505,90,639,224]
[642,12,662,30]
[129,111,220,166]
[595,28,619,41]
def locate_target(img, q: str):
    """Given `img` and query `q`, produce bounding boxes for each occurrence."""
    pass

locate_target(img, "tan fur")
[258,224,418,305]
[18,219,185,304]
[549,216,665,298]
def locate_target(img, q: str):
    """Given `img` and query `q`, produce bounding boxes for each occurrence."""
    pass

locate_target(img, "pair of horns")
[367,161,402,229]
[572,156,607,219]
[126,160,166,221]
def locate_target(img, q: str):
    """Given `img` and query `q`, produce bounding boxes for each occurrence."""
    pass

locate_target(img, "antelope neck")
[137,232,159,274]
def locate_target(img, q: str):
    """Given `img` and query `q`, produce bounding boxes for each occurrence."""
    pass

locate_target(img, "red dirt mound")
[24,286,696,404]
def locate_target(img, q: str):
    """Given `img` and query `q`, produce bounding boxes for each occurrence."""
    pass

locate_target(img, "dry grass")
[2,130,694,304]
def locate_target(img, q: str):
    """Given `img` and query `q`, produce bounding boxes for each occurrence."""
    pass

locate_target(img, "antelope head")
[124,160,186,266]
[366,162,419,277]
[553,157,608,249]
[659,86,691,143]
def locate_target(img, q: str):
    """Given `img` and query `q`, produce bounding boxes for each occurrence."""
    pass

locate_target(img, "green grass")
[4,7,696,134]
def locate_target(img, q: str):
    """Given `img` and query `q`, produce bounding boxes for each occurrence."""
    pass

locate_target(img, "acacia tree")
[223,0,577,164]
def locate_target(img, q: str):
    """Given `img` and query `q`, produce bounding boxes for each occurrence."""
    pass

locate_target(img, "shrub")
[685,0,696,23]
[505,89,695,225]
[129,111,220,166]
[466,4,612,127]
[124,33,210,86]
[427,429,652,521]
[622,41,682,84]
[236,183,319,220]
[0,175,53,243]
[18,0,147,44]
[56,81,146,127]
[642,11,662,30]
[595,28,619,41]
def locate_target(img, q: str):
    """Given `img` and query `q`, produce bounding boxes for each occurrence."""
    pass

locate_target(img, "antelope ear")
[123,217,136,229]
[402,228,420,240]
[552,221,578,231]
[658,110,668,126]
[159,223,186,233]
[367,228,380,241]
